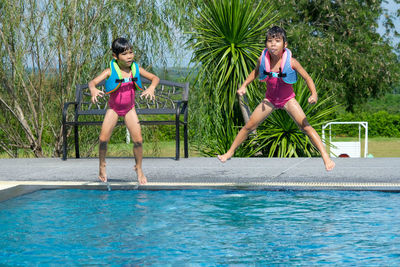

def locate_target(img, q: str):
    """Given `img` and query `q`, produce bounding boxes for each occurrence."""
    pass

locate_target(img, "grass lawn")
[327,137,400,157]
[362,137,400,157]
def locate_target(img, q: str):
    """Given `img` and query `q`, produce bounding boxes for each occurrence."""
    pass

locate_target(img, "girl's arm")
[291,58,318,104]
[237,59,260,96]
[88,69,111,104]
[139,67,160,100]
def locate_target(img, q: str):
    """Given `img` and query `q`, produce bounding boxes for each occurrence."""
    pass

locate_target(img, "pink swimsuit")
[108,77,136,116]
[265,73,295,109]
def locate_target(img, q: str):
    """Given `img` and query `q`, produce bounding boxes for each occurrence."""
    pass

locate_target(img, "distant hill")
[153,66,199,83]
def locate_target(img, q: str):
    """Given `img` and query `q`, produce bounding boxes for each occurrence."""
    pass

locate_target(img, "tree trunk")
[237,94,251,124]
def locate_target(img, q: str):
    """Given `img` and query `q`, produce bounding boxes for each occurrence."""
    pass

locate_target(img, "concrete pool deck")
[1,157,400,201]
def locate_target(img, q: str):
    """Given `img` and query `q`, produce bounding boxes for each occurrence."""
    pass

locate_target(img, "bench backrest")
[75,77,189,115]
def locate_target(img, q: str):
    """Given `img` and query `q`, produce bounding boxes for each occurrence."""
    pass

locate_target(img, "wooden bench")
[62,78,189,160]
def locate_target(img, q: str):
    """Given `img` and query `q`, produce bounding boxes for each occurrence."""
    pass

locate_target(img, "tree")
[274,0,400,111]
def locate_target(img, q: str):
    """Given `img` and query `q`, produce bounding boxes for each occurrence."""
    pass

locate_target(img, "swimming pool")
[1,189,400,265]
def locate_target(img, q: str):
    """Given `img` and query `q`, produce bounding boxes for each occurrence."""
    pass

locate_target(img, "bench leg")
[74,125,80,158]
[62,124,68,160]
[176,119,180,160]
[184,123,188,158]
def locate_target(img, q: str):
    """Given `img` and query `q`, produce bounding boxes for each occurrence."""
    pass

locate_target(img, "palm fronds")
[189,0,277,116]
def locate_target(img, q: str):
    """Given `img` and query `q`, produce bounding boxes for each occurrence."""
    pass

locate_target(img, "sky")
[378,0,400,45]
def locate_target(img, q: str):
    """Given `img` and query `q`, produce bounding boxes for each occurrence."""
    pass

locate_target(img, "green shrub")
[354,94,400,114]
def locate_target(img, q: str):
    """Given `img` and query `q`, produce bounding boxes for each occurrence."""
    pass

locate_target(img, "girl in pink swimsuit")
[89,37,160,184]
[218,26,335,171]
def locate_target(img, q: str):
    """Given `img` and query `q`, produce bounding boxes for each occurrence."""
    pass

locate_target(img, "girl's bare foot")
[324,159,336,171]
[217,152,233,163]
[99,163,107,182]
[134,166,147,185]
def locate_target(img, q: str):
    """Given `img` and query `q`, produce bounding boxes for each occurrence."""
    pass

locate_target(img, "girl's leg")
[98,109,119,182]
[218,99,275,162]
[124,108,147,184]
[283,98,335,171]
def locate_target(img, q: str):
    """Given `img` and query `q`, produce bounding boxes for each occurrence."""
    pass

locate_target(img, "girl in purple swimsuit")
[89,38,160,184]
[218,26,335,171]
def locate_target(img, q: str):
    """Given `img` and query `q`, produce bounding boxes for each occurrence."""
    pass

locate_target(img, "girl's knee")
[132,137,143,147]
[133,141,143,148]
[297,118,311,131]
[99,140,108,151]
[243,121,258,132]
[243,126,255,133]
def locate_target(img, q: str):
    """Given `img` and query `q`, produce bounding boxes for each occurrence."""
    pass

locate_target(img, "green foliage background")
[188,0,339,158]
[275,0,400,111]
[0,0,192,157]
[0,0,399,158]
[334,111,400,137]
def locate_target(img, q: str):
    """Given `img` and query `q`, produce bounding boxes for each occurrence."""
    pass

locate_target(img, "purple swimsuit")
[265,74,295,109]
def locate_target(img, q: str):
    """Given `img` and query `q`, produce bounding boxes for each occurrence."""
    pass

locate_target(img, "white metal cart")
[322,122,368,158]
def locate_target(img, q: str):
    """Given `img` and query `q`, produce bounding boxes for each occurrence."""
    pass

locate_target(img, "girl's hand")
[308,94,318,105]
[237,86,247,96]
[141,87,155,101]
[88,69,110,104]
[90,88,105,104]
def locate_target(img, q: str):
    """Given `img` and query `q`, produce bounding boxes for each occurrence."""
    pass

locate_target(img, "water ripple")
[1,190,400,265]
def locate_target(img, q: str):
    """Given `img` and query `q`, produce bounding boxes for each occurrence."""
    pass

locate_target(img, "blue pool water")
[1,189,400,265]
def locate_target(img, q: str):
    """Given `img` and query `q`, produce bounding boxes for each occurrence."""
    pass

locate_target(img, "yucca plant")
[189,0,277,116]
[239,77,338,158]
[188,0,277,155]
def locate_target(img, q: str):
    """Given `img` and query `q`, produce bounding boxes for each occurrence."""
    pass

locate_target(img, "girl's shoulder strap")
[130,62,140,78]
[130,62,143,91]
[259,48,270,71]
[285,48,292,59]
[282,48,293,69]
[105,59,123,94]
[281,48,297,84]
[259,48,268,61]
[259,48,270,82]
[110,59,123,79]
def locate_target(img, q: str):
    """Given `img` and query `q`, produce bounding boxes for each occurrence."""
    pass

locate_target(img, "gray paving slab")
[0,157,399,186]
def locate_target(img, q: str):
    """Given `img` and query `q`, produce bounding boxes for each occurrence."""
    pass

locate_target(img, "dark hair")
[265,26,287,43]
[111,37,133,57]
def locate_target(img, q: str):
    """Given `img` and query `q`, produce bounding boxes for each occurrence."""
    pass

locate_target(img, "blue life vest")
[259,48,297,84]
[105,59,143,94]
